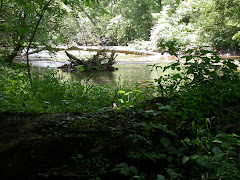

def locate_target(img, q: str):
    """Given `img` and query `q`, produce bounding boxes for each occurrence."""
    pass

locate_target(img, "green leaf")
[112,163,131,176]
[184,55,193,62]
[191,139,200,145]
[212,146,223,155]
[184,137,191,144]
[156,175,167,180]
[76,154,83,159]
[118,90,125,94]
[167,169,181,180]
[216,167,224,175]
[191,155,199,160]
[167,156,173,162]
[129,166,138,175]
[158,105,172,111]
[153,124,168,131]
[118,99,124,103]
[226,60,237,70]
[166,130,178,137]
[182,156,190,164]
[145,110,155,113]
[201,161,214,169]
[232,133,240,138]
[85,0,89,6]
[223,162,239,171]
[172,74,181,80]
[212,139,223,144]
[161,138,170,148]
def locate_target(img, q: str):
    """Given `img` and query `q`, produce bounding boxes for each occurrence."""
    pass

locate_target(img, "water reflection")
[32,62,164,87]
[25,50,240,86]
[67,62,162,86]
[29,50,168,86]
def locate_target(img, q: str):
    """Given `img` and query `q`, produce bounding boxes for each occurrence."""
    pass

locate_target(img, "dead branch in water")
[60,49,118,72]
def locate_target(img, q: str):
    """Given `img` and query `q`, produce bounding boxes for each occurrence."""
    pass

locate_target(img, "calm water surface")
[19,50,240,86]
[26,50,174,86]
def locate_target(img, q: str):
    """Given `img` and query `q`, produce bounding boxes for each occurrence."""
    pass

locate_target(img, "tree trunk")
[26,0,52,79]
[3,43,22,63]
[3,11,25,63]
[62,50,117,72]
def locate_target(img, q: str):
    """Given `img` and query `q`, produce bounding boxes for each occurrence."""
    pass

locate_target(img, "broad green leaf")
[232,133,240,138]
[216,167,224,175]
[166,130,178,137]
[172,74,181,80]
[199,161,214,169]
[223,162,239,171]
[182,156,190,164]
[145,110,155,113]
[118,99,124,103]
[85,0,89,6]
[212,139,222,144]
[76,154,83,159]
[191,155,199,160]
[212,146,223,155]
[158,105,172,110]
[161,138,170,148]
[167,168,181,180]
[167,156,173,162]
[129,166,138,175]
[185,55,193,62]
[156,175,167,180]
[118,90,125,94]
[184,137,191,144]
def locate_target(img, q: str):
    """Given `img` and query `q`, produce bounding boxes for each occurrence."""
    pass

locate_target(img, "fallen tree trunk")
[59,49,118,72]
[65,50,86,65]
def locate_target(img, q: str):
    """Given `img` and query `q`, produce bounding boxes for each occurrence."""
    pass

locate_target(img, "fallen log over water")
[59,49,118,72]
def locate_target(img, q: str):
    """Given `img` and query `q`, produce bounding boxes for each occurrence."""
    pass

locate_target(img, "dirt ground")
[0,113,128,179]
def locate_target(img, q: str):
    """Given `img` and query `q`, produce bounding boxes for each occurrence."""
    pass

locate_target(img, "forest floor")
[0,103,239,179]
[0,111,135,179]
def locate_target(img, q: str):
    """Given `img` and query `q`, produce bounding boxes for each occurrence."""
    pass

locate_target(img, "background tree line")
[0,0,239,63]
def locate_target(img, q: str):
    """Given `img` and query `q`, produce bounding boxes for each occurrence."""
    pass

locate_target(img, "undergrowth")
[108,47,240,179]
[0,63,149,113]
[0,46,240,179]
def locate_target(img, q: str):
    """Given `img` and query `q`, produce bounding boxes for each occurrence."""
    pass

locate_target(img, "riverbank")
[14,46,240,68]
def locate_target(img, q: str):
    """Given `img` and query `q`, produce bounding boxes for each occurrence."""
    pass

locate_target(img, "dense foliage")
[0,48,239,179]
[0,0,239,179]
[1,0,239,62]
[150,0,240,52]
[0,0,98,62]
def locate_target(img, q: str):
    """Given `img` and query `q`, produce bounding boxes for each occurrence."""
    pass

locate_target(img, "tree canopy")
[0,0,239,63]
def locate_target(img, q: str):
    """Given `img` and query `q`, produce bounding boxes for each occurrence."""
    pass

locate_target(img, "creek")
[16,50,176,86]
[16,49,240,87]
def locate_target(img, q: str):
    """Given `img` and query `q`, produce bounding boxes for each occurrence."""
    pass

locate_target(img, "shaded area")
[0,112,131,179]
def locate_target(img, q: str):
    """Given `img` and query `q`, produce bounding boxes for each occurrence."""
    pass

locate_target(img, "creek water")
[17,50,176,86]
[16,50,240,87]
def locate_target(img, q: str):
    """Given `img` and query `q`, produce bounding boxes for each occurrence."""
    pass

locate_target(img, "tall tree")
[0,0,97,63]
[151,0,240,52]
